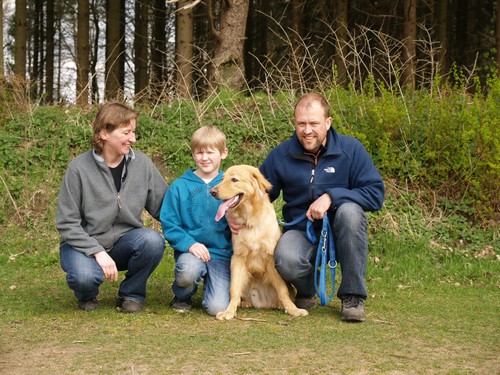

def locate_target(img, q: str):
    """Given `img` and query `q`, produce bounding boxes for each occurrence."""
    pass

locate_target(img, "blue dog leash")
[280,213,337,306]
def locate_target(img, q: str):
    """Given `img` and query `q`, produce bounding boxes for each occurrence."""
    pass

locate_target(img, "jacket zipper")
[117,192,122,211]
[310,167,315,199]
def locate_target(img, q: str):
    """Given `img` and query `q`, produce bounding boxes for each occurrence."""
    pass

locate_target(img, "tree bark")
[134,0,149,98]
[334,0,348,86]
[437,0,448,79]
[105,0,123,100]
[77,0,90,106]
[14,0,27,79]
[0,0,4,78]
[151,0,166,96]
[497,0,500,77]
[176,0,194,97]
[45,0,55,103]
[402,0,417,89]
[211,0,250,91]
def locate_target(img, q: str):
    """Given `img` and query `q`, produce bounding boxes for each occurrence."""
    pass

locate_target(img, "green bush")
[0,79,497,252]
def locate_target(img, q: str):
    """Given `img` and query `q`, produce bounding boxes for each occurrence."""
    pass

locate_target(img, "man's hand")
[94,251,118,281]
[189,243,211,262]
[226,213,245,235]
[306,193,332,221]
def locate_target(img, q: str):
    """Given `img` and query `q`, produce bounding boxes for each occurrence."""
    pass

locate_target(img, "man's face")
[294,101,331,153]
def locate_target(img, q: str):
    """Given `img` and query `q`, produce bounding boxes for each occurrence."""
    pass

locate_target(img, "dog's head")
[210,165,272,222]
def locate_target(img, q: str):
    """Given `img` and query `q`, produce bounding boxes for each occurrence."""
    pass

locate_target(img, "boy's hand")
[189,243,211,262]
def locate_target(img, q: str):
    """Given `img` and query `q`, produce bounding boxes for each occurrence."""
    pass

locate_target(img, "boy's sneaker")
[341,295,365,322]
[77,297,99,311]
[170,296,192,312]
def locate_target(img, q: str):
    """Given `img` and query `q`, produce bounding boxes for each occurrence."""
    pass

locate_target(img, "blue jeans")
[172,252,231,316]
[275,203,368,300]
[60,228,165,303]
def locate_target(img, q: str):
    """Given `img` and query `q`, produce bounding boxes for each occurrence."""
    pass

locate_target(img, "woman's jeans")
[60,228,165,303]
[274,203,368,300]
[172,251,231,316]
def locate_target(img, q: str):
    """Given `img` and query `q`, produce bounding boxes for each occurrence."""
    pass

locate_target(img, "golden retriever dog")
[210,165,308,320]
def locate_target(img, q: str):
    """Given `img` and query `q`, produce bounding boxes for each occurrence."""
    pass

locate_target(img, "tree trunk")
[437,0,448,79]
[90,0,100,103]
[290,0,305,90]
[402,0,417,89]
[32,0,43,97]
[15,0,27,79]
[45,0,55,103]
[134,0,149,99]
[334,0,348,86]
[497,0,500,77]
[105,0,123,100]
[0,0,4,78]
[176,0,194,97]
[151,0,166,96]
[211,0,250,91]
[77,0,90,106]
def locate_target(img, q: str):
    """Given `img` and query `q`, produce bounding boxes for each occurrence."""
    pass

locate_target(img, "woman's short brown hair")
[91,102,139,154]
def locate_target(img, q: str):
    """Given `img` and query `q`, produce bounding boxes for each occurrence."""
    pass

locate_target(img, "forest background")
[0,1,499,373]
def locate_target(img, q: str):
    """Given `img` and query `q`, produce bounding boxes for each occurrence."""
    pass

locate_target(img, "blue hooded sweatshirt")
[160,169,233,260]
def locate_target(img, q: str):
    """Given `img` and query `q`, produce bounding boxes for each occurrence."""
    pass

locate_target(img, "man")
[259,93,384,322]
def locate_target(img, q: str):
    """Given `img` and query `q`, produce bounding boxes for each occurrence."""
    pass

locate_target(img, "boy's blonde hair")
[190,125,227,153]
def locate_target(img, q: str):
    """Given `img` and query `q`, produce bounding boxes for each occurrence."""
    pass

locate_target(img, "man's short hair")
[294,93,330,118]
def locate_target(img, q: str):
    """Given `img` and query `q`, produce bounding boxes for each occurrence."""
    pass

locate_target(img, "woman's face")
[100,119,137,158]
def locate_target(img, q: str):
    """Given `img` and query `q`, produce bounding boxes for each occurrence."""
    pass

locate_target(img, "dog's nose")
[210,187,218,197]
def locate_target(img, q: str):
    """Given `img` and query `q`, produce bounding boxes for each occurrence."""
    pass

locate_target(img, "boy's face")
[192,147,228,179]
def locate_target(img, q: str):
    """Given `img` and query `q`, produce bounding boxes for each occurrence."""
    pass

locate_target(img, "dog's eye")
[231,177,239,182]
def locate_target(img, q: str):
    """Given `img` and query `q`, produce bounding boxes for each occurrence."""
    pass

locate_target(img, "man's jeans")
[60,228,165,303]
[172,252,231,316]
[274,203,368,300]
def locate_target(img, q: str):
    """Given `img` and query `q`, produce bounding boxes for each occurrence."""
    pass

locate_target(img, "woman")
[56,102,168,313]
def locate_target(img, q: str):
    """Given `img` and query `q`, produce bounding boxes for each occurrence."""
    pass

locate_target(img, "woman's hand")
[94,251,118,281]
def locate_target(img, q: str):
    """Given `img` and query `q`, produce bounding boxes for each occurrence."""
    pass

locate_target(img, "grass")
[0,92,497,373]
[1,226,498,374]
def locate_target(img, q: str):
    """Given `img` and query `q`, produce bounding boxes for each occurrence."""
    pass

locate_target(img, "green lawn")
[1,247,498,374]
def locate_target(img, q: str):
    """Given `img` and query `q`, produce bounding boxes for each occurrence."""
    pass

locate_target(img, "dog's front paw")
[216,309,236,320]
[287,307,309,317]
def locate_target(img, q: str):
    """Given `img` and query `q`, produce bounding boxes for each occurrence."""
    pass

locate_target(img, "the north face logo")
[324,167,336,173]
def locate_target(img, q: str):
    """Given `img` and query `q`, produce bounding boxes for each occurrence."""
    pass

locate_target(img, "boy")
[160,125,232,316]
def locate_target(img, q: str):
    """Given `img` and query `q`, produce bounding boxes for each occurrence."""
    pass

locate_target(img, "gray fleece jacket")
[56,149,168,256]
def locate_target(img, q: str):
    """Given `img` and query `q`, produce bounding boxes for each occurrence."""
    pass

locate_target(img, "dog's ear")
[252,168,272,193]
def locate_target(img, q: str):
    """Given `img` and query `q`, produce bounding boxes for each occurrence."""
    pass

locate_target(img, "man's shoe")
[117,298,142,313]
[295,296,317,309]
[77,298,99,311]
[170,296,192,312]
[341,295,365,322]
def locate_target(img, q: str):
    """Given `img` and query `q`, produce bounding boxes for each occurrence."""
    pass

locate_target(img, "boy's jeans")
[172,252,231,316]
[274,202,369,300]
[60,228,165,303]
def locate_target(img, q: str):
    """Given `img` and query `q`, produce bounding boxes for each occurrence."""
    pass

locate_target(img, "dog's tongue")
[215,196,239,222]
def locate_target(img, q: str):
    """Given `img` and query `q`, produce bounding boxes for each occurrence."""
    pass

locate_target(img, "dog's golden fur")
[211,165,308,320]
